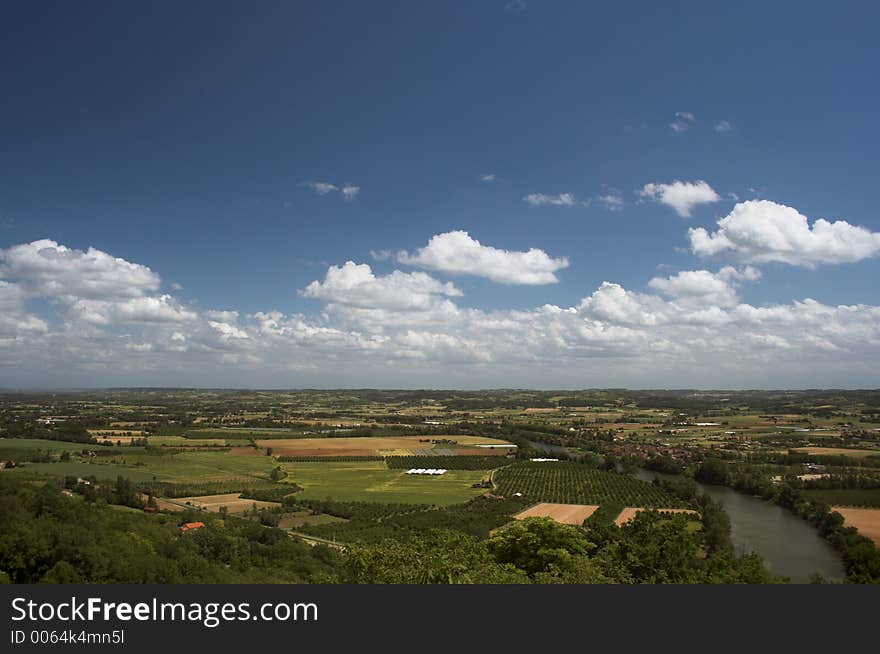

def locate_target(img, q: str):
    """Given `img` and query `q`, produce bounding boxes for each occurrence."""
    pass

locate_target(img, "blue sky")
[1,1,879,388]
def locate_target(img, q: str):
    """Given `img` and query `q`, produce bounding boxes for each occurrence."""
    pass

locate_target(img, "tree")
[486,517,588,576]
[694,458,730,485]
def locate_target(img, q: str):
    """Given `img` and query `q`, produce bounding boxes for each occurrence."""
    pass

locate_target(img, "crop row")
[494,462,686,507]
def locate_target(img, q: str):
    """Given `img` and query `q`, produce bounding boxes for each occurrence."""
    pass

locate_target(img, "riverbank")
[633,468,845,583]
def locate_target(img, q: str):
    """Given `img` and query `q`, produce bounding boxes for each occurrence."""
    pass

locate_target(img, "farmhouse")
[405,468,448,475]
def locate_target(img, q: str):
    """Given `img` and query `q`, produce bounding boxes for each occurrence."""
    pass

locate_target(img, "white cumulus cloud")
[640,180,721,217]
[300,261,462,311]
[0,239,160,300]
[69,295,197,325]
[648,266,761,308]
[3,235,880,389]
[395,230,569,285]
[688,200,880,266]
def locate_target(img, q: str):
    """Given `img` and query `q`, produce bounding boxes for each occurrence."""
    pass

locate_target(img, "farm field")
[110,450,276,482]
[278,511,348,529]
[0,438,111,453]
[613,507,700,527]
[789,447,880,458]
[513,502,599,525]
[4,460,158,482]
[260,435,513,457]
[833,507,880,546]
[280,460,490,505]
[148,436,246,447]
[156,493,281,513]
[494,462,687,507]
[186,428,309,439]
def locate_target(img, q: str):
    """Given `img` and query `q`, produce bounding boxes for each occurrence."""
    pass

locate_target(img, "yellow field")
[513,503,599,525]
[790,447,880,458]
[833,507,880,546]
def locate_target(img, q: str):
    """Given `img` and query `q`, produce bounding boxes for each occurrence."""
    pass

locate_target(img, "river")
[632,468,846,583]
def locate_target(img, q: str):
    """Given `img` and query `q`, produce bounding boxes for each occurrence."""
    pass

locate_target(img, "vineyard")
[385,455,510,470]
[494,462,688,508]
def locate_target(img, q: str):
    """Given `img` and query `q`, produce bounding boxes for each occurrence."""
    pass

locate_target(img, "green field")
[0,438,112,452]
[3,447,276,483]
[102,451,276,482]
[148,435,251,447]
[4,461,158,482]
[280,460,490,505]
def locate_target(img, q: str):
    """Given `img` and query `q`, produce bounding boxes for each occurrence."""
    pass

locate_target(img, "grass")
[5,461,158,482]
[279,460,490,505]
[0,438,111,452]
[4,448,276,483]
[148,436,232,446]
[105,451,276,482]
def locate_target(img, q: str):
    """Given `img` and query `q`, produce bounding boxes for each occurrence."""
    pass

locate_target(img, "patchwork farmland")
[5,388,880,584]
